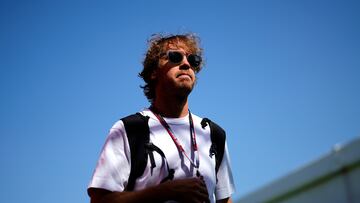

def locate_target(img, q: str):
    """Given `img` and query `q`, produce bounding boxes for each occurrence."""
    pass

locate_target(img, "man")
[88,33,235,203]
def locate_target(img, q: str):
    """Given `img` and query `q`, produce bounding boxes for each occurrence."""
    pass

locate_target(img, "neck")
[151,96,189,118]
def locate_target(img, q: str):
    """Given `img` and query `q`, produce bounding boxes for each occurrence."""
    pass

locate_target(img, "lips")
[177,72,192,80]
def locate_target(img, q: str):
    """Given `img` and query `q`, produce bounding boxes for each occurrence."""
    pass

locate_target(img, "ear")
[150,69,157,80]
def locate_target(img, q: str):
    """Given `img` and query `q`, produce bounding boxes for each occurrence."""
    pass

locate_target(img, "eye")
[187,54,202,68]
[168,51,184,63]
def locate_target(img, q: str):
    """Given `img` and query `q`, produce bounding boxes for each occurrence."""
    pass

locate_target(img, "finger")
[194,190,210,203]
[198,179,208,193]
[183,180,209,203]
[194,182,209,200]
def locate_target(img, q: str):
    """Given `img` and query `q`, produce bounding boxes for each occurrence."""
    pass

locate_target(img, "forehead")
[161,39,194,53]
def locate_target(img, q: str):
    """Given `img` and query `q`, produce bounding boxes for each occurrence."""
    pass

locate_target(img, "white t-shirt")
[88,109,235,202]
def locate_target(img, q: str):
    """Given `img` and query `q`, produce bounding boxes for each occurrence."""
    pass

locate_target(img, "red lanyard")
[151,109,200,171]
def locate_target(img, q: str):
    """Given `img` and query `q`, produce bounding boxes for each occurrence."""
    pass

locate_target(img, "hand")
[160,177,210,203]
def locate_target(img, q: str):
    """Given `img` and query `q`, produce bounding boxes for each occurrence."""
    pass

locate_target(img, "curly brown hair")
[139,33,204,103]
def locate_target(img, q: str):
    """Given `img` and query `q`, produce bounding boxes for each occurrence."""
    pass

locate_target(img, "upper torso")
[88,108,235,203]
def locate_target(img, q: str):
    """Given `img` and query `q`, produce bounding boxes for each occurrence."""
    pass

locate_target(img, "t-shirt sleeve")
[215,142,236,200]
[88,120,131,192]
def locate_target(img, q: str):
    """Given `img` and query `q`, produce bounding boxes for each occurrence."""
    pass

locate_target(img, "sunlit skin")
[151,42,197,118]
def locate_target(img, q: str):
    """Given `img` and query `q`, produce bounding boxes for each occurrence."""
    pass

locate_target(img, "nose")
[179,56,191,70]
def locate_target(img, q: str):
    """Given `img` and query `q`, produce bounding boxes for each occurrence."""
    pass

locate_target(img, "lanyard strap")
[151,109,200,170]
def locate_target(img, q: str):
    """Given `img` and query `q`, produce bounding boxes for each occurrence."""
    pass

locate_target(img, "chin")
[175,83,194,96]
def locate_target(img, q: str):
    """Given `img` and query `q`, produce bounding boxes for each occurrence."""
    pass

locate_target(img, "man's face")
[153,41,197,98]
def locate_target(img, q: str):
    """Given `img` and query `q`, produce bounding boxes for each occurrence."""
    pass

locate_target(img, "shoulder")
[190,112,203,122]
[112,111,147,130]
[110,119,125,130]
[191,113,226,132]
[105,120,127,143]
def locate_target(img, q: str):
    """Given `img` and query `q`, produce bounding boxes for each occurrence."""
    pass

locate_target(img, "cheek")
[190,70,197,80]
[164,69,178,81]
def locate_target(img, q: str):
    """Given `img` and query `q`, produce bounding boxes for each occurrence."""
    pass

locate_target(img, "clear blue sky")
[1,0,359,202]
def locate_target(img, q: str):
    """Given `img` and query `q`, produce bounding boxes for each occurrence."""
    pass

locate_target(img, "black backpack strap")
[201,118,226,175]
[145,143,175,183]
[121,113,150,191]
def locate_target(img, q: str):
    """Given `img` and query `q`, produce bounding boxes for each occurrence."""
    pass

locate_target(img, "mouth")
[177,73,192,80]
